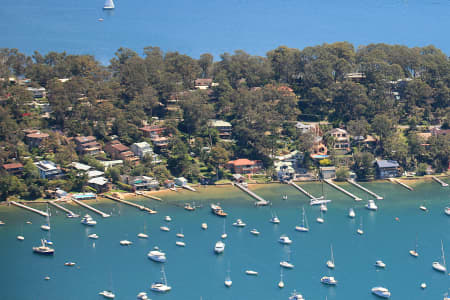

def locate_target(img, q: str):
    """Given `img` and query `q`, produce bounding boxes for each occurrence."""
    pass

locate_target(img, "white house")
[175,177,188,187]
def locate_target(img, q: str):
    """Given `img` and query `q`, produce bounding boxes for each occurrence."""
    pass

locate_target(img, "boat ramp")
[103,194,157,214]
[72,199,111,218]
[389,178,414,191]
[48,201,80,217]
[324,179,362,201]
[347,179,383,200]
[432,176,448,187]
[234,183,270,206]
[10,201,49,217]
[288,181,317,199]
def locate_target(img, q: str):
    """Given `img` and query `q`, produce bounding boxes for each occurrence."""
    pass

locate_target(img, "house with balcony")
[329,128,350,153]
[139,125,166,138]
[74,136,102,155]
[105,141,139,163]
[34,161,63,179]
[225,159,263,175]
[208,119,232,140]
[130,142,160,163]
[26,132,49,148]
[122,175,159,191]
[376,160,400,179]
[2,163,24,175]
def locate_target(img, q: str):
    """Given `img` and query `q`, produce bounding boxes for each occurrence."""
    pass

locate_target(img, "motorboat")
[245,270,258,275]
[232,219,246,227]
[103,0,115,10]
[295,207,309,232]
[41,206,51,231]
[137,292,149,300]
[270,213,281,224]
[250,229,260,235]
[32,239,54,255]
[375,260,386,268]
[214,241,225,254]
[289,290,305,300]
[371,287,391,298]
[280,261,294,269]
[366,200,378,211]
[419,205,427,211]
[17,235,24,241]
[160,226,170,232]
[25,221,32,224]
[445,207,450,216]
[151,267,171,293]
[81,214,97,226]
[98,291,116,299]
[137,233,149,239]
[211,203,227,217]
[164,216,172,222]
[184,203,195,211]
[278,235,292,245]
[148,247,167,263]
[320,204,328,212]
[432,240,447,273]
[120,240,132,246]
[320,276,337,285]
[64,262,76,266]
[326,244,335,269]
[444,292,449,300]
[0,220,4,225]
[348,208,356,218]
[88,233,99,239]
[44,276,51,280]
[420,283,427,289]
[201,223,208,230]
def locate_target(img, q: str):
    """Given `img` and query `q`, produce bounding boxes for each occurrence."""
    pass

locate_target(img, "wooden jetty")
[103,194,157,214]
[347,179,383,200]
[10,201,49,217]
[324,179,362,201]
[182,185,196,192]
[135,191,163,201]
[234,183,270,206]
[288,181,317,199]
[432,176,449,187]
[389,178,414,191]
[48,201,80,217]
[72,199,111,217]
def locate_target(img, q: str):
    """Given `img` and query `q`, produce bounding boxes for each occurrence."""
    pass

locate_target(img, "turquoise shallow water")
[0,180,449,300]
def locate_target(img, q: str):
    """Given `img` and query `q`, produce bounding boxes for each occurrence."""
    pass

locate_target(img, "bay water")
[0,180,449,299]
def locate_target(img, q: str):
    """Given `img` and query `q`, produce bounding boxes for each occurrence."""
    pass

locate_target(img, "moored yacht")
[137,233,149,239]
[320,276,337,285]
[103,0,115,10]
[232,219,246,227]
[148,247,167,263]
[366,200,378,211]
[0,220,5,225]
[419,205,427,211]
[175,240,186,247]
[278,235,292,245]
[371,286,391,298]
[99,290,115,299]
[211,203,227,217]
[270,212,280,224]
[348,208,356,218]
[250,229,260,235]
[164,216,172,222]
[88,233,99,239]
[120,240,132,246]
[160,226,170,232]
[289,290,305,300]
[375,260,386,268]
[432,240,447,273]
[81,214,97,226]
[245,270,258,275]
[64,262,76,266]
[151,267,171,293]
[280,250,294,269]
[184,203,195,211]
[409,235,419,257]
[137,292,149,300]
[316,210,324,224]
[295,207,309,232]
[445,207,450,216]
[201,223,208,230]
[214,241,225,254]
[32,239,54,255]
[326,244,335,269]
[320,204,328,212]
[17,235,24,241]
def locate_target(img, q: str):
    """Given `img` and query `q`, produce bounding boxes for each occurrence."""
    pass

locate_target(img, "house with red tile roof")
[225,159,263,174]
[2,163,24,174]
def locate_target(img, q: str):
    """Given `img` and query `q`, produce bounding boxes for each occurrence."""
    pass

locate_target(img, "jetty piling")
[432,176,449,187]
[102,194,157,214]
[389,178,414,191]
[324,179,362,201]
[72,199,110,218]
[347,179,383,200]
[234,183,270,206]
[48,201,80,217]
[10,201,49,217]
[288,181,317,199]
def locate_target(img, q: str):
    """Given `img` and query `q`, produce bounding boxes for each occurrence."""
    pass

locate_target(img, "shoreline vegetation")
[0,43,449,203]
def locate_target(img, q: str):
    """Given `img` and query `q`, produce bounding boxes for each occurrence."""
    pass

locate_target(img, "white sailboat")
[316,210,324,224]
[357,217,364,235]
[295,206,309,232]
[432,240,447,273]
[280,250,295,269]
[409,234,419,257]
[103,0,115,10]
[348,208,356,218]
[278,268,285,288]
[221,220,227,239]
[138,223,148,239]
[151,266,171,293]
[224,263,232,287]
[326,244,335,269]
[41,205,51,231]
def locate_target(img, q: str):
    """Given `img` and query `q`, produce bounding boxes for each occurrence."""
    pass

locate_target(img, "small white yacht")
[280,261,294,269]
[316,210,324,224]
[175,240,186,247]
[282,195,288,200]
[420,283,427,289]
[64,262,76,266]
[445,207,450,216]
[310,198,332,206]
[320,204,328,212]
[103,0,115,10]
[0,220,5,225]
[32,239,54,255]
[148,247,167,263]
[214,241,225,254]
[176,232,185,238]
[137,233,149,239]
[40,224,50,231]
[81,214,97,226]
[137,292,149,300]
[357,217,364,235]
[375,260,386,268]
[419,205,427,211]
[409,235,419,257]
[320,276,337,285]
[201,223,208,230]
[164,216,172,222]
[17,235,25,241]
[232,219,246,227]
[295,207,309,232]
[326,244,335,269]
[348,208,356,218]
[270,213,281,224]
[250,229,260,235]
[278,268,284,288]
[88,233,99,239]
[160,226,170,232]
[99,290,115,298]
[245,270,258,275]
[289,290,305,300]
[151,267,171,293]
[371,286,391,298]
[432,240,447,273]
[278,235,292,245]
[120,240,132,246]
[366,200,378,211]
[221,220,227,239]
[224,267,232,287]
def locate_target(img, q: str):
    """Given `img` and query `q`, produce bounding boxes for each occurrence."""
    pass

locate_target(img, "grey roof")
[376,160,399,168]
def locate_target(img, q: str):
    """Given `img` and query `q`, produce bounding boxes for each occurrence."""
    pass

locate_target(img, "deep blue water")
[1,0,450,63]
[0,180,449,300]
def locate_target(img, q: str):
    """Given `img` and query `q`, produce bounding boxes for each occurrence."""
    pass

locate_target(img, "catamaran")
[103,0,115,9]
[32,239,54,255]
[432,240,447,273]
[326,244,335,269]
[295,206,309,232]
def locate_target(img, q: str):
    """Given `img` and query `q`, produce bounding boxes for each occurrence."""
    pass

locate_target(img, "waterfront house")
[74,136,102,155]
[376,160,400,179]
[319,166,336,179]
[87,176,110,193]
[2,163,24,175]
[226,159,263,175]
[34,161,63,179]
[275,161,295,182]
[122,175,159,191]
[26,132,49,148]
[175,177,188,187]
[208,119,232,140]
[329,128,350,153]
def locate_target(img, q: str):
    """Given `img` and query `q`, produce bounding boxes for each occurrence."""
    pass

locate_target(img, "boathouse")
[376,160,400,179]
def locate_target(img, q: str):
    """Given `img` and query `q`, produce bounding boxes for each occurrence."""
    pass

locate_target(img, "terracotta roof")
[74,136,96,143]
[27,133,49,139]
[228,159,257,166]
[195,78,213,86]
[112,144,129,152]
[2,163,24,170]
